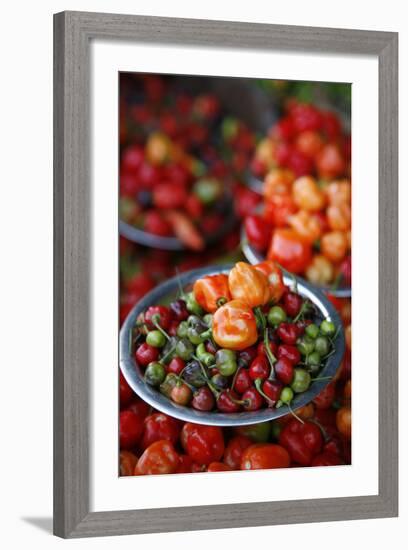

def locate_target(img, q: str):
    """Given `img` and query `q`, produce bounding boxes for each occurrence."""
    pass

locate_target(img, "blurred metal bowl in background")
[119,76,275,249]
[120,264,345,427]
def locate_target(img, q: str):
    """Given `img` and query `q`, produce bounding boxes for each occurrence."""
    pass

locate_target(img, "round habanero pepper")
[228,262,270,308]
[212,300,258,351]
[254,261,285,303]
[241,444,290,470]
[267,228,312,274]
[135,440,179,475]
[193,274,231,313]
[181,423,224,466]
[279,418,323,466]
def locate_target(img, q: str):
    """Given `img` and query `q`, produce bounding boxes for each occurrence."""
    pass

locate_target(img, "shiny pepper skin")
[135,440,179,475]
[213,300,258,351]
[228,262,271,308]
[279,419,323,466]
[254,261,286,303]
[193,274,231,313]
[241,443,290,470]
[181,423,224,465]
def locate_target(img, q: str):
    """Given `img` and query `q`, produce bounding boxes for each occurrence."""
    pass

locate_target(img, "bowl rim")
[120,263,345,426]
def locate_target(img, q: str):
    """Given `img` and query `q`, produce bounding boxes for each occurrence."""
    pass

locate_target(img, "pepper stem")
[152,316,171,341]
[263,327,277,379]
[287,401,305,424]
[254,378,275,407]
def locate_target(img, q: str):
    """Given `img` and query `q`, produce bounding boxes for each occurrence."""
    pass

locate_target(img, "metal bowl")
[241,221,352,299]
[119,194,237,251]
[119,75,273,249]
[120,264,345,426]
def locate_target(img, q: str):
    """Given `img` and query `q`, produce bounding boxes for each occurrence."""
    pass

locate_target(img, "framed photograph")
[53,11,398,538]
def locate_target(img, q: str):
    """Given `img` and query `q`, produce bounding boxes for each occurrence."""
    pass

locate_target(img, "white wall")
[0,0,406,547]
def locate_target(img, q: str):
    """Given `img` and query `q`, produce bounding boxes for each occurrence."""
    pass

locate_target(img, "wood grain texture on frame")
[53,11,398,538]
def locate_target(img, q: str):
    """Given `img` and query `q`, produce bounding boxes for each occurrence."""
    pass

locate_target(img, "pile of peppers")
[132,261,340,413]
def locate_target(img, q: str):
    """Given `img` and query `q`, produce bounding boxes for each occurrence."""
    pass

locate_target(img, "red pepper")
[279,419,323,466]
[119,410,144,450]
[207,462,232,472]
[181,423,225,466]
[223,435,253,469]
[135,440,179,475]
[267,228,312,274]
[144,305,172,330]
[311,451,343,467]
[119,371,134,408]
[241,444,291,470]
[141,413,181,450]
[249,356,270,381]
[313,382,336,409]
[245,214,272,251]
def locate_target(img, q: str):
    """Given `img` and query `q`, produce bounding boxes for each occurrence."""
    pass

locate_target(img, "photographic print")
[119,73,352,476]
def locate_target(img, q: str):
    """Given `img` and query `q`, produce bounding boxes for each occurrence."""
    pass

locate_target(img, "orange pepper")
[327,203,351,231]
[254,260,286,303]
[119,450,138,476]
[263,168,295,200]
[212,300,258,350]
[292,176,326,212]
[287,210,322,243]
[321,231,348,263]
[325,179,351,206]
[145,131,172,165]
[193,274,231,313]
[228,262,270,308]
[305,255,334,285]
[336,406,351,439]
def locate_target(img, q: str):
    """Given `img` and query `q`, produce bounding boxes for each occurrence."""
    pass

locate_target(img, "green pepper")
[175,338,194,361]
[185,292,204,316]
[144,362,166,386]
[215,349,237,377]
[315,336,330,356]
[291,368,311,393]
[193,178,222,205]
[305,323,319,339]
[176,321,189,338]
[236,422,271,443]
[297,336,315,356]
[146,330,166,348]
[159,373,178,398]
[320,319,336,336]
[267,306,287,326]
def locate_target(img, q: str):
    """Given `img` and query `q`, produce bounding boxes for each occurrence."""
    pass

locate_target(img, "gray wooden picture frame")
[53,10,398,538]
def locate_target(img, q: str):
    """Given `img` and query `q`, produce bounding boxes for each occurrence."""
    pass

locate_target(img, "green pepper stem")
[152,317,171,341]
[254,378,275,406]
[292,300,310,323]
[263,327,277,379]
[286,401,305,424]
[160,344,177,363]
